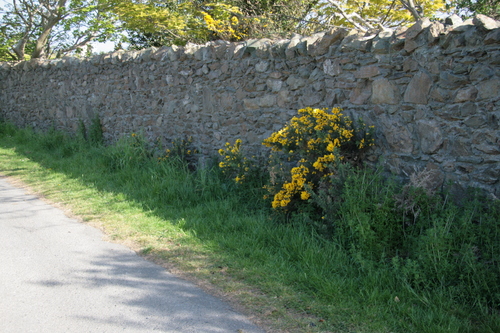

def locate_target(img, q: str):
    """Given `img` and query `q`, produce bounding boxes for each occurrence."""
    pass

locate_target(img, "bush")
[261,107,374,216]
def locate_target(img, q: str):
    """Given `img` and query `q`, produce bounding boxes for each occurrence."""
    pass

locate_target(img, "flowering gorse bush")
[218,139,256,184]
[262,107,374,212]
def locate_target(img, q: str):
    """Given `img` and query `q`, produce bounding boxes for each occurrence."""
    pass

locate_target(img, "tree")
[0,0,119,61]
[228,0,321,37]
[314,0,448,32]
[453,0,500,19]
[117,0,322,49]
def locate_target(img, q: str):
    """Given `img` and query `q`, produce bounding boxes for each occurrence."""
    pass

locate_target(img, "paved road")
[0,177,265,333]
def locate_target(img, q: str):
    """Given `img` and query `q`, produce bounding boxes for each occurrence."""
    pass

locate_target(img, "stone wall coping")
[1,15,499,73]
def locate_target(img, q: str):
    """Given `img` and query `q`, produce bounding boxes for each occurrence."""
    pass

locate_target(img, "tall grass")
[0,121,499,333]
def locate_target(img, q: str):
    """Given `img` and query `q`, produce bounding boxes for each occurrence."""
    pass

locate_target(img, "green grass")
[0,122,499,333]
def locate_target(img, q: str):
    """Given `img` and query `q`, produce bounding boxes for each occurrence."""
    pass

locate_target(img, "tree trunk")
[12,38,27,60]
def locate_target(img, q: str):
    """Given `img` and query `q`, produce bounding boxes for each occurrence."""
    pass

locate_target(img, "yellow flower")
[300,191,310,200]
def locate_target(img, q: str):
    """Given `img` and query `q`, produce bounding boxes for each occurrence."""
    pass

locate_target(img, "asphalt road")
[0,177,265,333]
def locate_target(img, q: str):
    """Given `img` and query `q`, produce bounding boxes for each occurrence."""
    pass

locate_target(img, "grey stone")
[286,75,307,90]
[323,59,342,76]
[474,143,500,154]
[349,80,372,104]
[417,120,444,154]
[477,78,500,99]
[473,14,500,30]
[286,34,303,59]
[404,72,433,104]
[372,38,391,54]
[439,71,469,89]
[454,86,478,102]
[465,115,487,128]
[311,28,348,56]
[354,65,380,78]
[406,18,432,40]
[472,165,500,184]
[485,29,500,44]
[266,79,283,92]
[379,115,413,153]
[340,32,374,51]
[372,78,400,104]
[469,65,494,81]
[303,32,326,55]
[255,61,269,73]
[445,14,463,26]
[245,39,272,57]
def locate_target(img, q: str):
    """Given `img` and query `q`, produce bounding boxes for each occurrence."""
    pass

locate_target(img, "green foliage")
[261,107,374,213]
[88,115,104,146]
[217,139,254,184]
[119,0,322,48]
[315,163,500,315]
[2,118,500,332]
[160,136,199,170]
[453,0,500,19]
[314,0,449,31]
[104,132,152,171]
[0,119,17,136]
[0,0,120,60]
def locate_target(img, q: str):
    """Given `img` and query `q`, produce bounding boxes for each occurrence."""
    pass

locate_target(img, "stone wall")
[1,14,499,197]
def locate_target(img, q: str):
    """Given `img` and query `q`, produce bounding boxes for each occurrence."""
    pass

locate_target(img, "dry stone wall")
[1,14,500,197]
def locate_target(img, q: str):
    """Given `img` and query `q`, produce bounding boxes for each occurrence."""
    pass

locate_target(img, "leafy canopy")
[314,0,449,32]
[0,0,119,61]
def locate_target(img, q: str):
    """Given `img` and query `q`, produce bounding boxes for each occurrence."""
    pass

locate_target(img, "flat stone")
[245,39,272,57]
[258,94,277,107]
[406,18,432,39]
[473,14,500,30]
[454,86,478,102]
[404,71,433,104]
[266,79,283,92]
[445,14,463,26]
[465,115,487,128]
[474,144,500,154]
[354,65,380,78]
[379,115,413,153]
[439,71,469,89]
[417,120,444,154]
[286,75,306,90]
[485,29,500,44]
[255,61,269,72]
[372,78,400,104]
[285,34,303,59]
[310,28,348,56]
[349,80,372,104]
[477,78,500,99]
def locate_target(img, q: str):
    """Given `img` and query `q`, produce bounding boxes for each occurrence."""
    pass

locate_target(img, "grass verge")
[0,122,499,333]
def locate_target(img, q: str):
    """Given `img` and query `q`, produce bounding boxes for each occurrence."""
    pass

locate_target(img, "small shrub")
[160,136,199,170]
[88,115,104,146]
[218,139,253,184]
[105,132,152,171]
[262,107,374,215]
[0,120,17,137]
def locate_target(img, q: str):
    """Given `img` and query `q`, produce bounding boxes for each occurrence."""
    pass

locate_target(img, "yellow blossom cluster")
[218,139,250,184]
[272,165,311,208]
[263,107,356,156]
[263,107,375,210]
[201,4,246,41]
